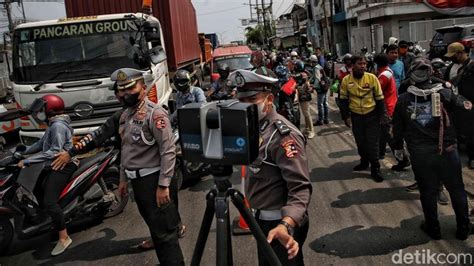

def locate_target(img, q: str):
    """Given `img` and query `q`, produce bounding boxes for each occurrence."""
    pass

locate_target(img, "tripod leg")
[229,189,282,266]
[191,189,217,266]
[215,194,233,266]
[226,199,233,265]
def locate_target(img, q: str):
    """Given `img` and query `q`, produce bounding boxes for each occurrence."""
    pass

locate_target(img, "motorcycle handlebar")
[0,109,31,122]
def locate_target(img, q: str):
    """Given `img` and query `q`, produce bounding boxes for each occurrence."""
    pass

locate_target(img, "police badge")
[117,70,128,82]
[235,71,246,87]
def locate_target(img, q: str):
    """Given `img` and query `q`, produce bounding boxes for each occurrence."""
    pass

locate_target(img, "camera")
[177,100,259,165]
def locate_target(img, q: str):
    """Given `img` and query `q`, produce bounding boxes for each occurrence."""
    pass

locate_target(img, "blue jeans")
[316,92,328,121]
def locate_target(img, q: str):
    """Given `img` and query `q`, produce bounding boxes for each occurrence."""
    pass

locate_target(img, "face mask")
[257,96,269,121]
[410,69,430,84]
[123,92,141,107]
[36,111,47,122]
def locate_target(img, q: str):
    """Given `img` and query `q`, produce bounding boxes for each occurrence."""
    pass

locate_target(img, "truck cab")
[210,44,253,82]
[10,13,171,145]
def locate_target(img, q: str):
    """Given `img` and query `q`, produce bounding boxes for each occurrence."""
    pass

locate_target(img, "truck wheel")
[103,172,128,218]
[0,217,13,255]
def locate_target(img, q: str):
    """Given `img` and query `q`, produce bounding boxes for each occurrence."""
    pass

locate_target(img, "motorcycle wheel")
[0,217,13,255]
[103,173,129,218]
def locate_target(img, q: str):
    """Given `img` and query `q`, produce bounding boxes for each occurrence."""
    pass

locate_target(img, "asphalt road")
[1,98,473,265]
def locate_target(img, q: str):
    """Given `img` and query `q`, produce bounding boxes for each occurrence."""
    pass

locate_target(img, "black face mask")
[123,93,141,107]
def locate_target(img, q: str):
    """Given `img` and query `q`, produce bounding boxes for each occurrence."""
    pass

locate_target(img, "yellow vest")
[339,72,384,115]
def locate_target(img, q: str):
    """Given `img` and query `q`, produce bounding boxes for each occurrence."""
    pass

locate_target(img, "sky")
[0,0,295,44]
[192,0,295,43]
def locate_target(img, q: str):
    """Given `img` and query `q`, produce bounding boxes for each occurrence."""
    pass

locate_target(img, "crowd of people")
[15,38,474,265]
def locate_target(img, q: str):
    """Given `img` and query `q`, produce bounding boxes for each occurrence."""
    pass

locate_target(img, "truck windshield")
[213,54,252,72]
[12,19,144,84]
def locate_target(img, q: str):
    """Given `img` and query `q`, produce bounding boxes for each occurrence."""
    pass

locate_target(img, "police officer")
[111,68,184,264]
[229,69,312,265]
[51,82,186,251]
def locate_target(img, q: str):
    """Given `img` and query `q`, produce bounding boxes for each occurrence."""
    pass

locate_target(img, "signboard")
[18,19,137,42]
[422,0,474,15]
[275,19,294,38]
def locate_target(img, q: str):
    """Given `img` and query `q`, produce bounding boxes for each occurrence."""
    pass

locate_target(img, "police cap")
[228,69,278,99]
[110,68,145,90]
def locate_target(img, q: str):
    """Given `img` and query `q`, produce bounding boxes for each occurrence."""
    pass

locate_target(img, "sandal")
[178,224,186,238]
[132,239,154,251]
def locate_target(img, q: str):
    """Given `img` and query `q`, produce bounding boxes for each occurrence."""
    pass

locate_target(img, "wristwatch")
[279,220,294,236]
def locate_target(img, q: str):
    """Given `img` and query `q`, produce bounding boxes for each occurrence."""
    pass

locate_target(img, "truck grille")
[65,102,123,122]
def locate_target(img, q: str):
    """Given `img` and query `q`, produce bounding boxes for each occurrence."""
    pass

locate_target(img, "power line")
[197,5,247,16]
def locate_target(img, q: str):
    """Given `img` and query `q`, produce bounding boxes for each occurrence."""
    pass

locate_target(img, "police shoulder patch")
[280,137,298,158]
[153,112,167,129]
[274,120,290,136]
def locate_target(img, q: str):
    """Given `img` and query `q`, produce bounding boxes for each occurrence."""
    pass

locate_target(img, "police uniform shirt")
[339,72,384,115]
[119,99,176,186]
[248,108,312,226]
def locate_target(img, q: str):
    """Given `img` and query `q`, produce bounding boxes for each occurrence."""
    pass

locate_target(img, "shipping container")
[64,0,202,72]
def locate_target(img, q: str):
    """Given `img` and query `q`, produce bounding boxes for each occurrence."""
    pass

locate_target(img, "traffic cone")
[232,166,251,235]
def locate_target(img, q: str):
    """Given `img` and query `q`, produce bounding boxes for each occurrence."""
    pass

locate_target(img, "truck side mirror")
[149,46,166,64]
[143,20,161,44]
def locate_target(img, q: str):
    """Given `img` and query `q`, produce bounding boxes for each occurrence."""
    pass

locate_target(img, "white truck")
[8,13,171,145]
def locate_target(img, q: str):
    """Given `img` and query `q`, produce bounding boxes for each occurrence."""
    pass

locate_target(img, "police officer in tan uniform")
[111,68,184,265]
[229,69,312,266]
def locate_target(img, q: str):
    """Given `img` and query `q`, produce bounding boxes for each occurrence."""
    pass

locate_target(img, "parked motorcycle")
[0,101,127,254]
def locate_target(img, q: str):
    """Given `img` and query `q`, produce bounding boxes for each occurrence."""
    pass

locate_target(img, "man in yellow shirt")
[339,55,387,182]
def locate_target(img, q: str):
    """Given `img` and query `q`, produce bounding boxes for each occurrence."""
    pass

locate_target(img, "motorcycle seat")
[70,150,110,180]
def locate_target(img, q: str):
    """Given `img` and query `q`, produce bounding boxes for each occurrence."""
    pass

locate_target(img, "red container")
[64,0,201,72]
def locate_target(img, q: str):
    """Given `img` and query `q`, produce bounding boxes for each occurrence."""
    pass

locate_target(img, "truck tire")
[0,217,13,255]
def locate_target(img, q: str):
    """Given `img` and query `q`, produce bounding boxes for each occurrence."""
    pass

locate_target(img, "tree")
[245,26,264,46]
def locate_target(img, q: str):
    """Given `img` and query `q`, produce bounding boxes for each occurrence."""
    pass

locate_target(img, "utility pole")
[261,0,267,46]
[255,0,261,26]
[330,0,336,55]
[1,0,14,33]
